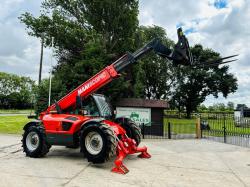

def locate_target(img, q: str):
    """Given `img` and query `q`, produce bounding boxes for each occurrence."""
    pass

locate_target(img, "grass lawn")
[0,115,31,134]
[0,109,33,114]
[164,117,197,134]
[1,114,249,136]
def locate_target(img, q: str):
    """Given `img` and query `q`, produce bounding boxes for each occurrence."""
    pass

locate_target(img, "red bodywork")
[39,54,151,174]
[42,114,125,136]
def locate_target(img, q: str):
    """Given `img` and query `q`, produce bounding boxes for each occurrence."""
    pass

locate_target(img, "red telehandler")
[22,28,236,174]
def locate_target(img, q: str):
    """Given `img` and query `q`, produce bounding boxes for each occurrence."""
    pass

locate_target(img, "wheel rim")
[85,131,103,155]
[26,131,40,152]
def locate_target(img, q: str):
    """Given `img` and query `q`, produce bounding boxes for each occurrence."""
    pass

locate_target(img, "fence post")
[223,114,226,143]
[142,123,145,139]
[196,116,201,139]
[168,122,171,139]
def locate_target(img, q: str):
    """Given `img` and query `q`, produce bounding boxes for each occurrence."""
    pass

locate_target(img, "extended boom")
[44,28,192,116]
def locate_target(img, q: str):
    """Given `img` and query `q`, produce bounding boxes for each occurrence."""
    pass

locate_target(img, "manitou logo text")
[77,72,106,95]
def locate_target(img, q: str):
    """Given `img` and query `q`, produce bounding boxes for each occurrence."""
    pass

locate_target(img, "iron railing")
[201,113,250,148]
[140,119,196,139]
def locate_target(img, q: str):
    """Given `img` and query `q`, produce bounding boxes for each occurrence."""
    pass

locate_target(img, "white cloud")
[0,0,52,82]
[139,0,250,106]
[0,0,24,21]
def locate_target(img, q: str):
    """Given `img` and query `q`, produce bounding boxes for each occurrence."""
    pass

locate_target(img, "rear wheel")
[80,123,117,163]
[22,126,50,158]
[115,118,142,145]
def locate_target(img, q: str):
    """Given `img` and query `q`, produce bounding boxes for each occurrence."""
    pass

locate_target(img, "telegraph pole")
[38,35,44,85]
[48,37,54,106]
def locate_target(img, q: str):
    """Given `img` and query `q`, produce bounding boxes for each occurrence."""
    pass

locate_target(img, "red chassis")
[41,113,151,174]
[22,28,192,174]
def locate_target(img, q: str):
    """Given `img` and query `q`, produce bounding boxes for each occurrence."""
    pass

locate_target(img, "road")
[0,134,250,187]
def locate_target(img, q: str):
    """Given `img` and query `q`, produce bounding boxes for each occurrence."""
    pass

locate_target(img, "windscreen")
[93,95,113,118]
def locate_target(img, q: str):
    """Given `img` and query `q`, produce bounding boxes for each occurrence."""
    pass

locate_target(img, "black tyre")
[115,118,142,145]
[80,123,117,164]
[22,125,50,158]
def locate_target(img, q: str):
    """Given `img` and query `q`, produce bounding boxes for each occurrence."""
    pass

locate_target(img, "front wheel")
[22,126,50,158]
[80,123,117,164]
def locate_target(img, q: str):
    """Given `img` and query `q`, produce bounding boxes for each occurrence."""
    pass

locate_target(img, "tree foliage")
[35,78,67,114]
[236,104,248,110]
[198,102,235,112]
[0,72,35,109]
[20,0,139,105]
[134,26,175,99]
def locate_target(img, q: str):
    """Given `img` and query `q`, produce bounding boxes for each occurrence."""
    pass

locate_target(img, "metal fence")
[141,122,197,139]
[139,111,250,148]
[201,113,250,148]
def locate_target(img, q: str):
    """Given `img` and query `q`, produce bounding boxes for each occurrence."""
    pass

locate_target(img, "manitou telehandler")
[22,28,237,174]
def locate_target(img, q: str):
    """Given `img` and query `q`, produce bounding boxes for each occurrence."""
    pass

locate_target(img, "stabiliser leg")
[111,145,129,174]
[111,137,151,174]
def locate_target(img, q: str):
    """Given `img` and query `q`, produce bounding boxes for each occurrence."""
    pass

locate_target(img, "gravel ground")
[0,134,250,187]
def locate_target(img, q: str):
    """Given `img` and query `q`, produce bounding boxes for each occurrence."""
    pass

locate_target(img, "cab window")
[82,97,100,116]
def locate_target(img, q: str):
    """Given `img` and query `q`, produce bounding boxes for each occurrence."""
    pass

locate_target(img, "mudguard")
[80,118,105,130]
[23,120,42,130]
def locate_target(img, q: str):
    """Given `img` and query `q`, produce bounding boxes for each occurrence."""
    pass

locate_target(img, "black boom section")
[113,53,135,73]
[112,28,193,73]
[113,39,171,73]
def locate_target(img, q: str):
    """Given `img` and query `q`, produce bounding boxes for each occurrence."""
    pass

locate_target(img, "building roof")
[115,98,169,109]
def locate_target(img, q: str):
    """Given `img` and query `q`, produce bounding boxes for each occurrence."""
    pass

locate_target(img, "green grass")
[164,117,197,134]
[0,115,31,134]
[0,109,33,114]
[1,114,250,135]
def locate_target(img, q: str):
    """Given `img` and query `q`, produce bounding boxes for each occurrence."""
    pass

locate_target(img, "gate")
[141,111,197,139]
[201,113,250,148]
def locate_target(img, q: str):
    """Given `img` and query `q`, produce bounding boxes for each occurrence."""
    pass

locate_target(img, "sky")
[0,0,249,107]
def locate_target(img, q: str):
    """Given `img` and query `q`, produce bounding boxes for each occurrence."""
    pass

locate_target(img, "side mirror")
[80,109,88,115]
[83,109,88,115]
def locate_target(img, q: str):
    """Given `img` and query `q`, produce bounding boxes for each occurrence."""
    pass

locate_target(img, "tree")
[134,25,175,99]
[197,104,207,112]
[171,45,238,118]
[35,78,67,114]
[227,102,234,111]
[236,104,248,111]
[0,72,35,109]
[20,0,139,107]
[216,103,226,111]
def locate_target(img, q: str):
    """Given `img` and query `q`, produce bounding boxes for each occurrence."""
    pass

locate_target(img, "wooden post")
[196,117,201,139]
